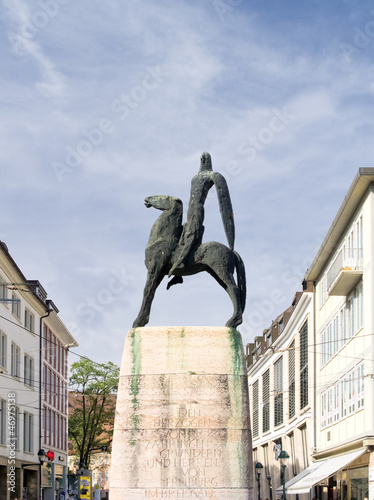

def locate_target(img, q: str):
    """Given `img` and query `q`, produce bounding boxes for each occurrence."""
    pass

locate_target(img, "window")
[24,309,34,333]
[348,370,355,415]
[14,407,19,450]
[319,277,326,308]
[348,230,354,259]
[47,409,51,446]
[0,399,5,445]
[300,322,308,409]
[52,373,56,407]
[11,293,20,319]
[252,379,259,438]
[262,369,270,433]
[327,388,333,426]
[357,216,363,260]
[289,432,297,476]
[321,392,327,428]
[51,411,55,447]
[321,330,326,367]
[23,412,34,452]
[43,325,47,352]
[0,276,8,301]
[349,295,355,338]
[327,323,332,361]
[266,330,272,347]
[24,354,34,387]
[56,415,60,449]
[47,368,51,403]
[0,332,6,369]
[46,408,51,445]
[356,283,363,331]
[333,384,340,423]
[11,343,20,378]
[288,341,296,419]
[262,444,269,478]
[357,364,364,409]
[274,356,283,427]
[300,425,309,468]
[341,305,347,347]
[333,315,339,355]
[62,417,67,450]
[340,378,347,418]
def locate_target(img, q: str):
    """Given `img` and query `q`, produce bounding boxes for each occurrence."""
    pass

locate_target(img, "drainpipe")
[39,303,52,500]
[312,281,317,453]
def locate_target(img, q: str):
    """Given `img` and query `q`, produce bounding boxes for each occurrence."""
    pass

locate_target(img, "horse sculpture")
[132,195,246,329]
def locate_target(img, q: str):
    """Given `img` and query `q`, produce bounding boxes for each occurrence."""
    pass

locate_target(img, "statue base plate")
[110,326,253,500]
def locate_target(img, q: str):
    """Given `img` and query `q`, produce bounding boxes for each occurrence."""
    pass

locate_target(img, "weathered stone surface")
[110,326,253,500]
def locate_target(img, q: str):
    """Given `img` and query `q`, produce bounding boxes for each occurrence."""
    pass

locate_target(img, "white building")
[247,290,314,500]
[294,168,374,500]
[249,168,374,500]
[0,240,77,500]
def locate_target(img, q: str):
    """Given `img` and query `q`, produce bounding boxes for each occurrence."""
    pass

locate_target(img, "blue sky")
[1,0,374,366]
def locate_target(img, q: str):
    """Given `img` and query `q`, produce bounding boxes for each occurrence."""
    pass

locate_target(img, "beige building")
[247,290,314,500]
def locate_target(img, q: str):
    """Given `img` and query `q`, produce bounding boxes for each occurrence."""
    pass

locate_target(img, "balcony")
[326,248,363,296]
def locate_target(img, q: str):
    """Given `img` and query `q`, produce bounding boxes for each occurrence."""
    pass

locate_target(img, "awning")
[276,449,366,495]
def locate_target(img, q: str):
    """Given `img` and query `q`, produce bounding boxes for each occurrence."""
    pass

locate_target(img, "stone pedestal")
[110,326,253,500]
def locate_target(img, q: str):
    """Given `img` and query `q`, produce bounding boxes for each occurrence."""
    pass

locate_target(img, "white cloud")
[1,0,374,360]
[3,0,66,97]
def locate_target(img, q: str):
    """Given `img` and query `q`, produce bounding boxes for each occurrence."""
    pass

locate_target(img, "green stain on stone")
[228,327,245,376]
[227,327,245,422]
[129,328,141,445]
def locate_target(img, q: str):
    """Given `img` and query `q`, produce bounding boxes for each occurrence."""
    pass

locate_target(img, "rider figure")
[168,152,234,278]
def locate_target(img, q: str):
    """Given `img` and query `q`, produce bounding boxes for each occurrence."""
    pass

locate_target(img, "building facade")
[248,168,374,500]
[41,309,77,500]
[0,240,77,500]
[299,168,374,500]
[247,291,314,500]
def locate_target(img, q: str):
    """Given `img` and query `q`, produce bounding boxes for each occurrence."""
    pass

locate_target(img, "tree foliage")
[68,358,120,468]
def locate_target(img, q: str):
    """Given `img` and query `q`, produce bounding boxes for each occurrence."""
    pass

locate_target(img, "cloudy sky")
[1,0,374,367]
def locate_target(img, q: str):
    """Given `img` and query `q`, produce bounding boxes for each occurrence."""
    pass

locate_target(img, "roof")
[304,168,374,281]
[46,311,79,347]
[0,240,78,347]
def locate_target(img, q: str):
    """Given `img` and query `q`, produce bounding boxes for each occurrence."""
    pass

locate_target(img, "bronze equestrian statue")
[132,153,246,329]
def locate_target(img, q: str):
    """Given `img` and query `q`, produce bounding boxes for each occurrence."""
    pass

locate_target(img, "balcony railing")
[327,248,363,296]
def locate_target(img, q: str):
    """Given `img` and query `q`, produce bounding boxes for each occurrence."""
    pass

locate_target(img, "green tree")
[68,358,120,468]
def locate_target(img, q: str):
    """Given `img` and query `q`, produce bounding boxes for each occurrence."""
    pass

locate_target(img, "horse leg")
[225,281,243,329]
[207,268,243,329]
[132,267,165,328]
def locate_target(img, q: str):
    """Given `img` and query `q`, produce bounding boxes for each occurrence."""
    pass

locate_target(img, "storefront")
[42,460,67,500]
[277,449,369,499]
[316,465,368,500]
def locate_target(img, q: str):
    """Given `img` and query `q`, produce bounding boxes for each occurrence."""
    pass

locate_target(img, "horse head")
[144,195,184,254]
[144,195,182,212]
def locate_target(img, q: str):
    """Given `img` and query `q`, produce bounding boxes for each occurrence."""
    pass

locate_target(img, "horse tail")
[234,251,246,314]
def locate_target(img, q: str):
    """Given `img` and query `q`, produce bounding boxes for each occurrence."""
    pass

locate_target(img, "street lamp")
[38,449,47,463]
[255,462,263,500]
[38,449,46,500]
[279,450,289,500]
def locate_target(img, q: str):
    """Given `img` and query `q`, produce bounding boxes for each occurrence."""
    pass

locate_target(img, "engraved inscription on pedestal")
[110,326,253,500]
